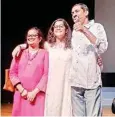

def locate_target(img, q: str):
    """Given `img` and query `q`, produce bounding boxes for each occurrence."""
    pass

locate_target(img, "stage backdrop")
[95,0,115,73]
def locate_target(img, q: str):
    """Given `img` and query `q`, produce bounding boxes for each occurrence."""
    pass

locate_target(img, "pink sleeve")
[36,51,49,92]
[9,58,20,86]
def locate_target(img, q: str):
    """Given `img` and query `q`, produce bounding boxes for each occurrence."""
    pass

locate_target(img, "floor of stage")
[1,103,115,116]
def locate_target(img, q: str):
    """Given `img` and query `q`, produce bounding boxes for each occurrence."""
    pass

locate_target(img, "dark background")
[1,0,115,103]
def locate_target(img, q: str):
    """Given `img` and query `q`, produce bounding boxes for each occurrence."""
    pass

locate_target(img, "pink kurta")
[9,49,49,116]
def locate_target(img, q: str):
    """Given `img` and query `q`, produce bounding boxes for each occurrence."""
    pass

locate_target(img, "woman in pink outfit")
[9,27,49,116]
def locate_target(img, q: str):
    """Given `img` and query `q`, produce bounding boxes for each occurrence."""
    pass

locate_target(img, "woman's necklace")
[27,49,39,65]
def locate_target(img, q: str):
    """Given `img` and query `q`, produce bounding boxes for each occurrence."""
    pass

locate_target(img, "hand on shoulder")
[44,41,51,51]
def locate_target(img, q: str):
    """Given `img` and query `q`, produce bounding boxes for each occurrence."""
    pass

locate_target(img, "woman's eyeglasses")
[27,34,38,38]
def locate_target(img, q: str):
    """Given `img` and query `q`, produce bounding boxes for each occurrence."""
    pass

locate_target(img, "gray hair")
[72,3,89,12]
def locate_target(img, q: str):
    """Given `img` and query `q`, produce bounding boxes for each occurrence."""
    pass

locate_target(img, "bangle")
[20,88,25,94]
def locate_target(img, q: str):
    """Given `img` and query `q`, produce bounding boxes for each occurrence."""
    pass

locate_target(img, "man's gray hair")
[72,3,89,12]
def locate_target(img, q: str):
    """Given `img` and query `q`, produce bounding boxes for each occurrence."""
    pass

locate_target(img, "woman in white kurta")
[44,18,72,116]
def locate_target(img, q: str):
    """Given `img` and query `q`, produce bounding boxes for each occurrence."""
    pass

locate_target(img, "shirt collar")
[84,20,95,29]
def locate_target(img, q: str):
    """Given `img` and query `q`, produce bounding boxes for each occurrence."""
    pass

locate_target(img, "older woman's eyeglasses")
[27,34,38,38]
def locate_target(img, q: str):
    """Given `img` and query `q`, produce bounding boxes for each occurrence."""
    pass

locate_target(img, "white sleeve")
[44,41,51,51]
[94,23,108,55]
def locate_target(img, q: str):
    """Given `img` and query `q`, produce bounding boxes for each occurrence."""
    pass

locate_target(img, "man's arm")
[82,24,108,54]
[12,43,27,57]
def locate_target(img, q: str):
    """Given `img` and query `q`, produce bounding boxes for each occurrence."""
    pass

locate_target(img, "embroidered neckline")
[27,49,39,65]
[53,42,65,49]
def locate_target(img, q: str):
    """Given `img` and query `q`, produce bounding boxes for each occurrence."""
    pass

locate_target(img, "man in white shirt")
[70,3,108,116]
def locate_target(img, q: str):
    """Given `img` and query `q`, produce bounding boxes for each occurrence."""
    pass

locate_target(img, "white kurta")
[44,43,72,116]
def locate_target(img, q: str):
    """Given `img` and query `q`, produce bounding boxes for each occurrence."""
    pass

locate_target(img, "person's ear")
[85,10,89,17]
[39,37,42,42]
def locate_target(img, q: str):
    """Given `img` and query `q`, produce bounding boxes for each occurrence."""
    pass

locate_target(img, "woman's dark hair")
[47,18,72,49]
[25,27,45,49]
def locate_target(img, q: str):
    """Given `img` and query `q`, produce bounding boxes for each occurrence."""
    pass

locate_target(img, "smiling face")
[53,20,66,41]
[26,28,41,47]
[47,18,72,49]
